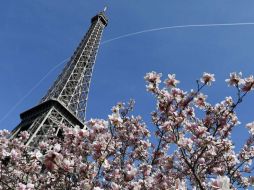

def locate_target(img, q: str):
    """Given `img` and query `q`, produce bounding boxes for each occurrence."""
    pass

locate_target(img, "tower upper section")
[91,11,108,26]
[40,9,108,122]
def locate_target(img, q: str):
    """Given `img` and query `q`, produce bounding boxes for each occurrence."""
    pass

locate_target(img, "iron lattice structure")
[11,10,108,146]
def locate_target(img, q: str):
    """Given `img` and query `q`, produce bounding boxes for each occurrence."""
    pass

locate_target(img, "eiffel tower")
[11,8,108,146]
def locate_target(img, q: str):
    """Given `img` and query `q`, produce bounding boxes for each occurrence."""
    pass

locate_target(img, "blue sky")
[1,1,254,148]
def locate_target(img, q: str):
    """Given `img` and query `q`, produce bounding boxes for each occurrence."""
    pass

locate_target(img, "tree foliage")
[1,72,254,189]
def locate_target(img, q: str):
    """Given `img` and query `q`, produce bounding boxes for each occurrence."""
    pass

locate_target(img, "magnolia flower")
[19,131,30,141]
[164,74,180,88]
[146,83,156,91]
[62,159,74,172]
[0,129,9,137]
[103,159,111,169]
[125,164,137,181]
[94,187,104,190]
[10,149,19,161]
[26,183,34,190]
[175,179,187,190]
[30,149,43,161]
[130,181,142,190]
[53,143,61,152]
[39,141,48,150]
[246,122,254,135]
[242,75,254,92]
[112,169,121,180]
[140,164,152,176]
[1,72,254,190]
[16,183,34,190]
[225,72,243,86]
[178,135,193,149]
[93,123,106,132]
[144,71,162,84]
[210,176,231,190]
[80,180,91,189]
[224,96,234,106]
[44,151,63,171]
[224,152,240,165]
[64,125,84,138]
[160,121,173,132]
[78,128,89,138]
[198,157,206,165]
[144,176,154,188]
[111,182,120,190]
[17,183,26,190]
[108,107,123,126]
[201,72,215,85]
[0,148,9,158]
[194,93,207,109]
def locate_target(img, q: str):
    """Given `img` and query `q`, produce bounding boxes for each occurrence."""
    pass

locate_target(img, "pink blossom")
[140,164,152,176]
[94,187,104,190]
[0,129,10,137]
[144,71,162,92]
[200,72,215,85]
[26,183,34,190]
[164,74,180,88]
[210,176,231,190]
[44,151,63,171]
[198,157,205,165]
[108,114,122,125]
[144,71,162,84]
[103,159,110,169]
[225,72,244,86]
[242,75,254,92]
[124,164,137,181]
[1,72,254,189]
[78,128,89,138]
[80,180,91,189]
[194,93,207,109]
[224,96,234,106]
[17,183,26,190]
[20,131,30,141]
[111,182,120,190]
[246,122,254,135]
[62,158,74,172]
[175,179,187,190]
[178,135,193,149]
[53,143,61,152]
[39,141,48,150]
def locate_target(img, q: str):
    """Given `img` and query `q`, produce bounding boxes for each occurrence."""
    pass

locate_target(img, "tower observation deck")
[11,9,108,146]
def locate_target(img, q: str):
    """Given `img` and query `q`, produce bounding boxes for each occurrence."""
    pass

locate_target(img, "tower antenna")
[103,6,108,12]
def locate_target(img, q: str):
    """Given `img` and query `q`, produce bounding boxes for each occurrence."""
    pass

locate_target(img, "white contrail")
[101,22,254,44]
[2,22,254,124]
[0,58,69,124]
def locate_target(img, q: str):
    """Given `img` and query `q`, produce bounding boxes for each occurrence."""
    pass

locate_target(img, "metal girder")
[41,12,107,122]
[11,10,108,146]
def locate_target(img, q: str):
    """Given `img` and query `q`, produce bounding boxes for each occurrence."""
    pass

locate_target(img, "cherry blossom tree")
[1,71,254,189]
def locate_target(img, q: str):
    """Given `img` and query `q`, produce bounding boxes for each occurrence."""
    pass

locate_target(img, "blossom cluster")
[0,72,254,189]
